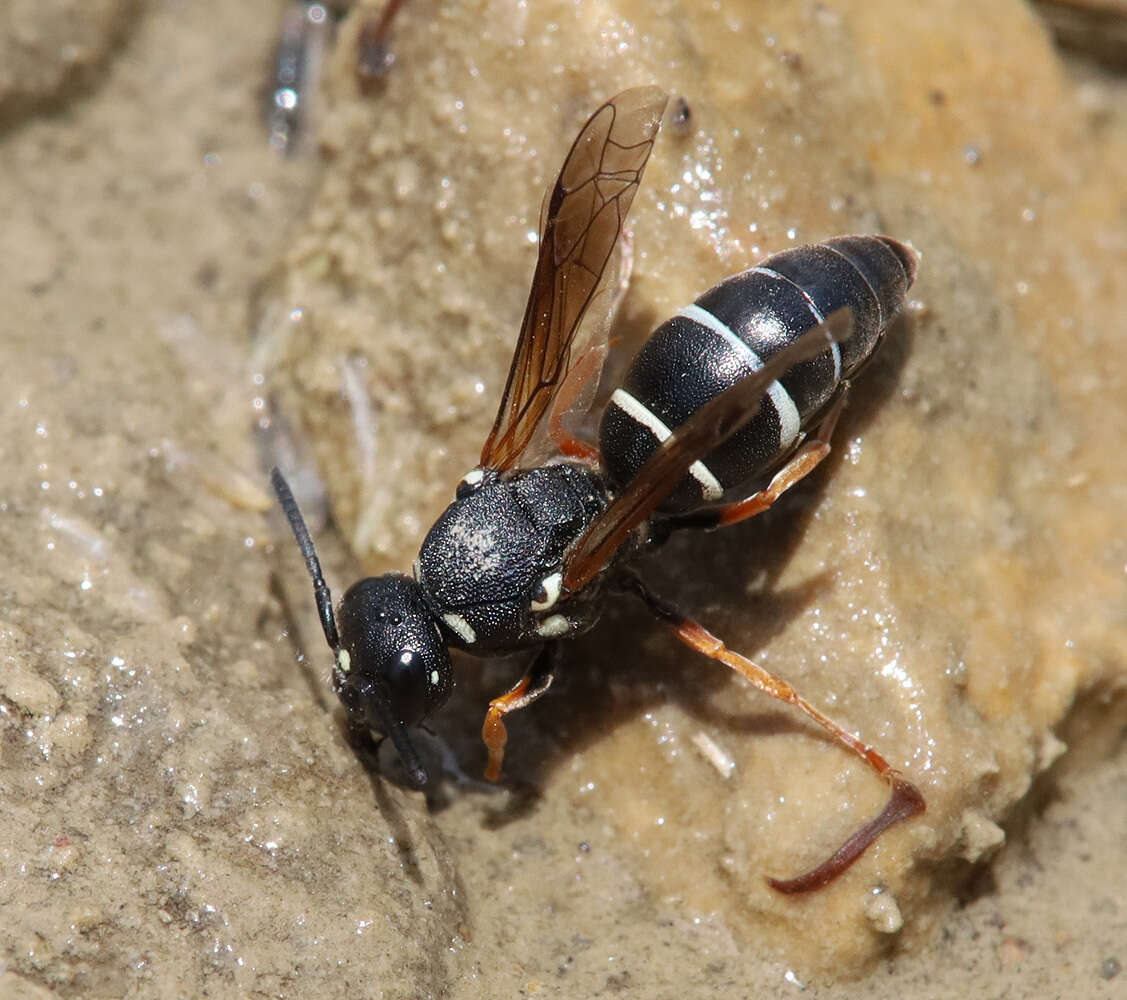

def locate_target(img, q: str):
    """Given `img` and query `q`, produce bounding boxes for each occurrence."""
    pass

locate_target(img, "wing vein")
[479,87,669,471]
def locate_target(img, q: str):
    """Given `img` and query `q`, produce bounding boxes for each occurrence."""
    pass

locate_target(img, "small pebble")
[864,888,904,934]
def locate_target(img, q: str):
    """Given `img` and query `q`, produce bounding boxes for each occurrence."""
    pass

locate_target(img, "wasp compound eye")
[383,648,428,724]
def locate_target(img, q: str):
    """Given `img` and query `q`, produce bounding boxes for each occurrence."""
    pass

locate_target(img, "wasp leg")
[667,385,850,532]
[547,342,605,462]
[482,644,559,782]
[621,570,925,893]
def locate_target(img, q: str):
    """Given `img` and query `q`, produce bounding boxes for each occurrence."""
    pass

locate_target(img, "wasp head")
[334,574,454,785]
[270,468,453,788]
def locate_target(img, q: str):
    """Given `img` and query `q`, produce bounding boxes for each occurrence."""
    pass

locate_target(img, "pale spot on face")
[337,649,351,674]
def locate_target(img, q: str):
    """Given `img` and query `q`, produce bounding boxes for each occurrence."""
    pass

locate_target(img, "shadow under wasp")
[272,86,924,892]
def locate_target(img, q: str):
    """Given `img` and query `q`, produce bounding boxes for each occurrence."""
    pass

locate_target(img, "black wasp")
[272,87,924,893]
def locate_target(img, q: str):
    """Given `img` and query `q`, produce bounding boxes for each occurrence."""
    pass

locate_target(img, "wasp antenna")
[270,467,341,651]
[386,720,429,788]
[361,680,429,786]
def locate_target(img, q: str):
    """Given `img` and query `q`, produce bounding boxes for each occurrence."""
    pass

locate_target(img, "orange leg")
[548,341,610,462]
[481,645,558,781]
[622,571,925,893]
[667,386,850,533]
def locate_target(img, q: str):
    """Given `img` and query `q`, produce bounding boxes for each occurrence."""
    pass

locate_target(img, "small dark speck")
[357,36,395,82]
[1101,957,1121,980]
[195,260,219,290]
[578,841,590,852]
[605,971,630,992]
[780,49,803,70]
[928,89,946,106]
[669,96,692,136]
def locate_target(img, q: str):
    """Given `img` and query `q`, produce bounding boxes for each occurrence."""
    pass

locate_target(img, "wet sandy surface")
[2,1,1125,997]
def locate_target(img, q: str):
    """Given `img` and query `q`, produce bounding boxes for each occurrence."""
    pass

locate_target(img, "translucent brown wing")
[479,86,669,471]
[562,309,854,592]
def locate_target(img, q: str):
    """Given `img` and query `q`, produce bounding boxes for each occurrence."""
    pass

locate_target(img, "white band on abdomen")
[678,302,803,450]
[610,388,724,500]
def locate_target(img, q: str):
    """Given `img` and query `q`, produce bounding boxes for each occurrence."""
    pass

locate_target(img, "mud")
[1,1,1125,997]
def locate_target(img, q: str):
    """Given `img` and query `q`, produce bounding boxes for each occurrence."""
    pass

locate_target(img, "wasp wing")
[562,309,854,592]
[479,86,668,471]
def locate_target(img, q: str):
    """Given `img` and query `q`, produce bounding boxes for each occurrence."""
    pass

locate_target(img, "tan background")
[1,0,1125,996]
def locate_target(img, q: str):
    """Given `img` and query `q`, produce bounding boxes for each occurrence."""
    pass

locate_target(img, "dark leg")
[621,571,925,893]
[481,644,560,782]
[665,386,849,533]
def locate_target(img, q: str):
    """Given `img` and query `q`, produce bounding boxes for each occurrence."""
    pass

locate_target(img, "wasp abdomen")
[598,235,918,513]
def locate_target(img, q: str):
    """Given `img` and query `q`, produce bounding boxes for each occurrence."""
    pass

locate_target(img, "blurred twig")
[1033,0,1127,68]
